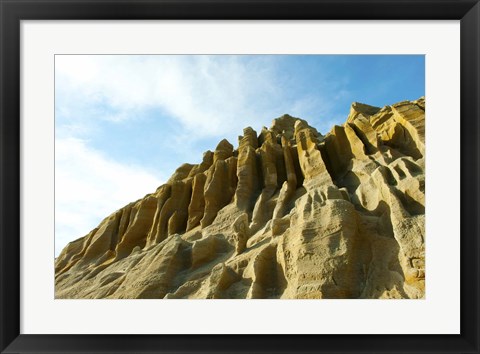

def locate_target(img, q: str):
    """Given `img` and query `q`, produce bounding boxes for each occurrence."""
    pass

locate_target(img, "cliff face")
[55,97,425,299]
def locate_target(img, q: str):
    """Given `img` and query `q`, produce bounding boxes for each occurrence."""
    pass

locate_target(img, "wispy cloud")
[59,57,210,131]
[55,55,338,140]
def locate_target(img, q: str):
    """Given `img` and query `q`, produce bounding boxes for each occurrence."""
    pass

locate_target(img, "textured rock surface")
[55,98,426,299]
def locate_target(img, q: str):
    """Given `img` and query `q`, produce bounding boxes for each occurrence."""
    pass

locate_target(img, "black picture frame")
[1,0,479,353]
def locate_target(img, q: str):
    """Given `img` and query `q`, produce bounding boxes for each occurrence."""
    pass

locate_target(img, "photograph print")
[54,55,425,299]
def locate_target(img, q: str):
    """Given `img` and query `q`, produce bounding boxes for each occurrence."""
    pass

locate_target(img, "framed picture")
[1,0,479,353]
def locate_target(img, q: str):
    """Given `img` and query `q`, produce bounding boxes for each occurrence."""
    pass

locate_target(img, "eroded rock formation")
[55,97,426,299]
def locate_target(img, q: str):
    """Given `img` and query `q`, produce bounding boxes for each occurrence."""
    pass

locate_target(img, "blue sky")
[55,54,424,255]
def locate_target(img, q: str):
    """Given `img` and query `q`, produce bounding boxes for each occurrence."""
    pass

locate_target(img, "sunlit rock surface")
[55,97,425,299]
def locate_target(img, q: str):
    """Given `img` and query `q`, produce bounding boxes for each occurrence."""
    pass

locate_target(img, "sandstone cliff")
[55,97,425,299]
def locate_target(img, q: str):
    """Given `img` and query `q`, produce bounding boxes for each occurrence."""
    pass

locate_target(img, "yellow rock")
[234,127,260,210]
[186,173,207,231]
[55,98,426,299]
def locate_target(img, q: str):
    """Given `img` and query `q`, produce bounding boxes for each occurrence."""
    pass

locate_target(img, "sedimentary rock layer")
[55,97,426,299]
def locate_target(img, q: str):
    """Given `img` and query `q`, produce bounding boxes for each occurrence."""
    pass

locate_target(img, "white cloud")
[55,55,294,139]
[55,137,162,256]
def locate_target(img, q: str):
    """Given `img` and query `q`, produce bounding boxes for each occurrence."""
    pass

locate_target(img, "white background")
[21,21,460,334]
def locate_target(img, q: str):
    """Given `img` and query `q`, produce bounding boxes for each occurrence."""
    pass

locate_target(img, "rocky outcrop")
[55,98,426,299]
